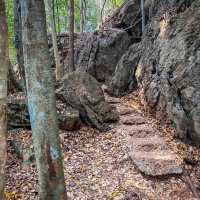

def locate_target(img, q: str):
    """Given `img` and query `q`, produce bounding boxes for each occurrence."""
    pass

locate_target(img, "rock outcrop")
[64,29,132,83]
[101,0,141,39]
[55,29,131,82]
[108,43,141,96]
[107,0,200,144]
[136,2,200,144]
[56,71,119,131]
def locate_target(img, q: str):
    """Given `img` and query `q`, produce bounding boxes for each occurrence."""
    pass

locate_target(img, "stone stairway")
[107,95,183,177]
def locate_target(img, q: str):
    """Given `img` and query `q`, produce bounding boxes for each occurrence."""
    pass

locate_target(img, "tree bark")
[69,0,75,71]
[140,0,145,33]
[55,0,61,34]
[0,0,8,199]
[14,0,25,83]
[20,0,67,199]
[46,0,62,81]
[80,0,85,33]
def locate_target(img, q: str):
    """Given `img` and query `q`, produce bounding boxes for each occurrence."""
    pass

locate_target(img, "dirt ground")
[5,93,200,200]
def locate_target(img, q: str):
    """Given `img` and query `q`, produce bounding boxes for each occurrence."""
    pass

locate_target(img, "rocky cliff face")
[136,2,200,144]
[109,0,200,144]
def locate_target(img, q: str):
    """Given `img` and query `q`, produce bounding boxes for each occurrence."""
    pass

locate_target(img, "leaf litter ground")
[5,92,200,200]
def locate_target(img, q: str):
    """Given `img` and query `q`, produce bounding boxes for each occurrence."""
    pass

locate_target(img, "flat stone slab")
[124,125,183,176]
[116,105,136,116]
[120,113,146,125]
[105,96,121,104]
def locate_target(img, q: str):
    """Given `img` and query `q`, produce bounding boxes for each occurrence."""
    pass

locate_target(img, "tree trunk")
[8,61,22,93]
[20,0,67,199]
[69,0,75,71]
[14,0,25,84]
[46,0,62,81]
[80,0,85,33]
[56,0,61,34]
[140,0,145,33]
[0,0,8,199]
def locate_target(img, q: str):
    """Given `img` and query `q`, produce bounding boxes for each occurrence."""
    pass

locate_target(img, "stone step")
[116,105,136,116]
[120,113,146,125]
[131,137,168,152]
[125,126,183,176]
[119,124,156,138]
[105,96,121,104]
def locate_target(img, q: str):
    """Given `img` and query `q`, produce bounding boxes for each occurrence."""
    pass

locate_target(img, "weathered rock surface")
[64,29,132,82]
[106,0,200,145]
[8,99,30,130]
[101,0,141,40]
[135,2,200,144]
[108,44,141,96]
[58,104,81,131]
[115,104,136,116]
[106,95,183,176]
[107,0,195,97]
[78,29,131,82]
[56,71,119,131]
[113,102,183,176]
[8,98,81,131]
[120,113,146,125]
[125,124,183,176]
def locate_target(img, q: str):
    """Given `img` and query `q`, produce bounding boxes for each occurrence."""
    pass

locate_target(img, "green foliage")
[5,0,16,63]
[5,0,123,62]
[52,0,123,32]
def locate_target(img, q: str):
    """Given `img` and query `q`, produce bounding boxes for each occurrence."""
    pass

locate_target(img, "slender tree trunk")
[46,0,62,81]
[0,0,8,199]
[101,0,107,22]
[14,0,25,84]
[69,0,75,71]
[140,0,145,33]
[96,0,103,25]
[20,0,67,199]
[56,0,61,34]
[80,0,84,33]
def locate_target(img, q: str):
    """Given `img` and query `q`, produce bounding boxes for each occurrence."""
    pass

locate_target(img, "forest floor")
[4,91,200,200]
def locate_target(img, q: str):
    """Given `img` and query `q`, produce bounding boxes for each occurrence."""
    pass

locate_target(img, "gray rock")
[108,44,141,96]
[125,124,183,176]
[56,71,119,131]
[8,98,81,131]
[101,0,141,40]
[64,29,131,83]
[106,0,194,97]
[135,3,200,144]
[120,113,146,125]
[8,99,30,130]
[58,106,81,131]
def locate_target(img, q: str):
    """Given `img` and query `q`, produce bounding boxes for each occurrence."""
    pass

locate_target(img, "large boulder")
[64,29,132,83]
[101,0,141,40]
[8,98,81,131]
[56,71,119,131]
[135,2,200,144]
[57,103,81,131]
[106,0,194,97]
[8,99,30,130]
[108,43,141,96]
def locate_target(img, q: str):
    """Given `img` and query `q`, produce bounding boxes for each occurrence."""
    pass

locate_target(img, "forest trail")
[5,92,199,200]
[60,92,195,200]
